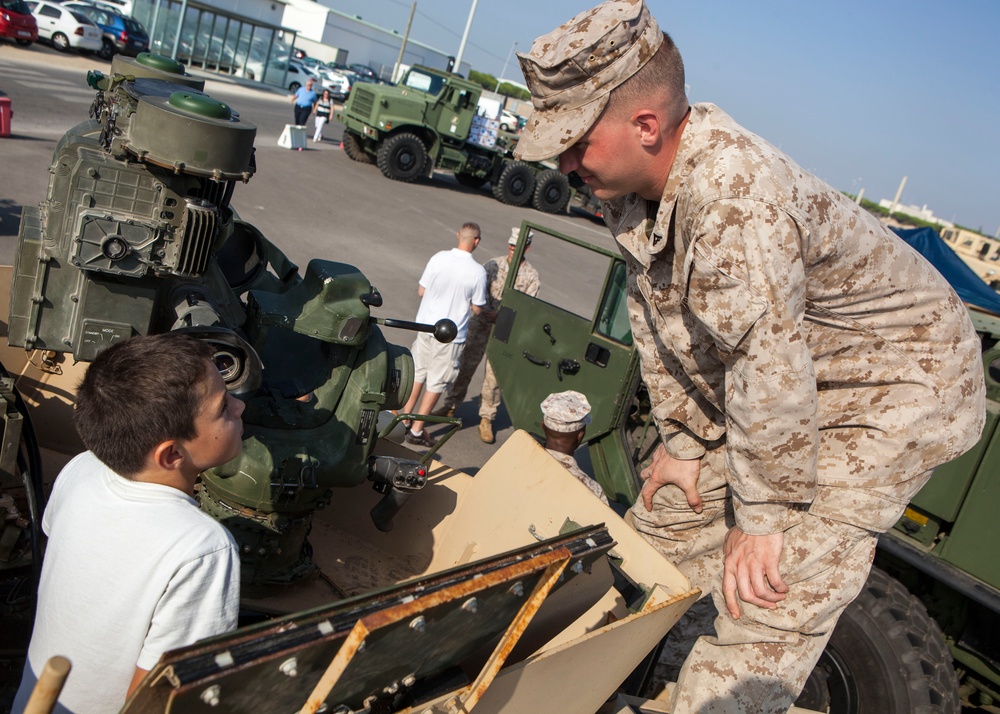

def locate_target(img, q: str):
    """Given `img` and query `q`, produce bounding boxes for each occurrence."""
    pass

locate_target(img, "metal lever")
[543,323,556,345]
[523,351,550,368]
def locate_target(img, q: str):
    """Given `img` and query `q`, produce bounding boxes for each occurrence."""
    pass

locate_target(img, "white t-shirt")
[414,248,487,343]
[13,452,240,714]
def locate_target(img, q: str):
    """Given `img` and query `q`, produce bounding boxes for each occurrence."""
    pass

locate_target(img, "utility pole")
[453,0,478,75]
[392,1,416,84]
[888,176,907,218]
[494,40,517,94]
[855,188,865,205]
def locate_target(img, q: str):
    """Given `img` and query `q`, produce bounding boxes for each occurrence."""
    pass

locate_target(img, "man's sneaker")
[479,418,495,444]
[405,429,437,447]
[431,403,456,418]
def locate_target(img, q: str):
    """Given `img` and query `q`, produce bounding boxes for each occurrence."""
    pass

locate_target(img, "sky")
[329,0,999,237]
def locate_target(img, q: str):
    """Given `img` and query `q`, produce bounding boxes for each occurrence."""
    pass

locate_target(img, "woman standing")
[313,89,333,142]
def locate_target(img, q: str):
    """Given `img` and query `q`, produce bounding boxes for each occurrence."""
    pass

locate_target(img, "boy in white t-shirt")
[13,333,245,714]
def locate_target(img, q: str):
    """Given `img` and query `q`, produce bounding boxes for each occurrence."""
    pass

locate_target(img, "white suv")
[26,0,100,52]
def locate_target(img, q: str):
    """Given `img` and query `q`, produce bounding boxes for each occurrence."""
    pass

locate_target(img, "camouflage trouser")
[627,446,878,714]
[444,320,502,419]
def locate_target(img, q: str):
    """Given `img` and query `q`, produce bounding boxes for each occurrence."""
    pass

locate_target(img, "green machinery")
[3,52,457,590]
[489,221,1000,713]
[337,65,576,214]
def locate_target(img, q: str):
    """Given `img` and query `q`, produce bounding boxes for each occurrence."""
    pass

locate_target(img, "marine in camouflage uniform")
[541,391,609,504]
[442,228,540,442]
[515,2,986,712]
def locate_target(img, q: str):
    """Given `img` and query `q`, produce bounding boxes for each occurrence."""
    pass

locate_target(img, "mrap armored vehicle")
[0,53,698,713]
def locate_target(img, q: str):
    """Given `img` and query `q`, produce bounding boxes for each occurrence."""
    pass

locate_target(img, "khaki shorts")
[412,333,464,393]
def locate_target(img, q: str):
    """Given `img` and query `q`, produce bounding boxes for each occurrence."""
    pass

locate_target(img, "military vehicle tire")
[52,32,70,52]
[342,132,373,164]
[492,161,535,206]
[98,38,115,60]
[795,567,959,714]
[455,173,487,189]
[532,170,570,213]
[377,132,428,183]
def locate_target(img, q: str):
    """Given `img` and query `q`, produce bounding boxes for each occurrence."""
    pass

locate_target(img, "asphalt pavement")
[0,42,617,476]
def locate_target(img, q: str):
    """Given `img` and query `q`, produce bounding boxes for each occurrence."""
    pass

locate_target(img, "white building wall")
[209,0,284,25]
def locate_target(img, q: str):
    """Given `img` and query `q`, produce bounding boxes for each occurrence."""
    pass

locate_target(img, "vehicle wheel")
[532,169,570,213]
[377,132,428,183]
[51,32,70,52]
[794,567,959,714]
[15,39,32,46]
[491,160,535,206]
[342,132,374,164]
[98,39,115,60]
[289,81,301,93]
[455,172,487,189]
[500,122,511,132]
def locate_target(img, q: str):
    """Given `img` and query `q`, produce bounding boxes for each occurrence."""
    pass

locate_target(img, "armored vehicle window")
[404,70,444,96]
[595,261,633,346]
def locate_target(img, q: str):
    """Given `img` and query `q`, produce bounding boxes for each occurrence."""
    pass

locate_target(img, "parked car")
[26,0,100,52]
[0,0,37,45]
[60,0,147,58]
[499,109,522,133]
[348,63,379,82]
[315,65,351,100]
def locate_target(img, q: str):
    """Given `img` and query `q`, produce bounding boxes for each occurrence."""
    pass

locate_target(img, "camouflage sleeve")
[687,200,818,535]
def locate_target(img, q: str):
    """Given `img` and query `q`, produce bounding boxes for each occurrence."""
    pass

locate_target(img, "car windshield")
[402,70,444,96]
[1,0,31,12]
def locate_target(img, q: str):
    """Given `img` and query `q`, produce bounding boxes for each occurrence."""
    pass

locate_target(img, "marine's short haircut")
[74,333,215,477]
[606,31,688,126]
[460,221,481,238]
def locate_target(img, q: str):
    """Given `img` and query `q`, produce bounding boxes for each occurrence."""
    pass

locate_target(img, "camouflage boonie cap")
[508,227,533,246]
[541,390,593,432]
[514,0,663,161]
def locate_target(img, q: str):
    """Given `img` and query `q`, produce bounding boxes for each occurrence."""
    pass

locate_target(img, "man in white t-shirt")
[13,333,244,714]
[401,222,488,447]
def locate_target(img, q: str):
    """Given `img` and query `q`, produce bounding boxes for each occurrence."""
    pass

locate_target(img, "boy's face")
[183,362,245,473]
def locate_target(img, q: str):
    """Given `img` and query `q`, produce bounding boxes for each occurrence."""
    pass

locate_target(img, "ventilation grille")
[177,198,217,277]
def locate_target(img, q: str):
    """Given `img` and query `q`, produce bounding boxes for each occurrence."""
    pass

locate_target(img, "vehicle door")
[32,1,60,40]
[486,221,644,502]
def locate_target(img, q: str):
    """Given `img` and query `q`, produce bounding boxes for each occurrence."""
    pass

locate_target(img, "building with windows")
[129,0,462,90]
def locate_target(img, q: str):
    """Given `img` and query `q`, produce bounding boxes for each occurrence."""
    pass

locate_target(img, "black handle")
[523,351,550,368]
[368,456,428,532]
[543,323,556,345]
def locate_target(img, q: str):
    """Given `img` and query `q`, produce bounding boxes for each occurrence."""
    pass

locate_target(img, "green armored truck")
[337,65,576,214]
[488,221,1000,714]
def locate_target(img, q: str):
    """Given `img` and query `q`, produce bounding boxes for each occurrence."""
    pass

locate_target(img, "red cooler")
[0,94,11,138]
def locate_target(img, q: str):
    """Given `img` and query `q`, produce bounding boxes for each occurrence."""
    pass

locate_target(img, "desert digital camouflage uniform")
[544,450,609,504]
[443,254,540,419]
[606,102,987,713]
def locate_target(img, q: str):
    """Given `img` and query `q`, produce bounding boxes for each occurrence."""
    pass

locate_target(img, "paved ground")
[0,42,615,477]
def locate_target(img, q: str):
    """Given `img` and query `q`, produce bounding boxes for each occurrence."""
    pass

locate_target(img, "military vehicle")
[0,54,700,712]
[487,221,1000,713]
[336,65,577,215]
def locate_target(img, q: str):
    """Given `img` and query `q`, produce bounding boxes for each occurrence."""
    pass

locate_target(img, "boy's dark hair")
[74,333,215,477]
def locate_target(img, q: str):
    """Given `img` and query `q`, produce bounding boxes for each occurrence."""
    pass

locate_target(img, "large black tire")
[795,567,959,714]
[342,132,373,164]
[532,169,570,213]
[377,132,427,183]
[51,32,70,52]
[98,38,115,60]
[455,172,487,189]
[491,160,535,206]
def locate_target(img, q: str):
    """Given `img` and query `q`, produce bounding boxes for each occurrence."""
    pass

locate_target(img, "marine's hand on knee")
[722,528,788,619]
[639,444,703,513]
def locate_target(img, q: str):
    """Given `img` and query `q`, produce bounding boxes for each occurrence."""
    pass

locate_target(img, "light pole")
[494,40,517,94]
[453,0,478,74]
